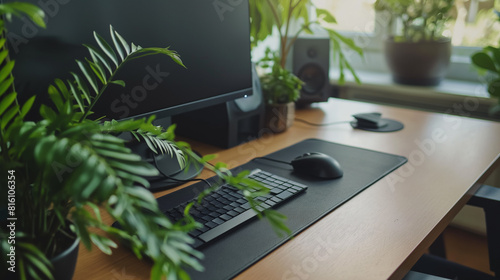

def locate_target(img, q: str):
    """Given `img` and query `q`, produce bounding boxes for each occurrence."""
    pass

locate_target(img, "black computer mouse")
[291,152,343,179]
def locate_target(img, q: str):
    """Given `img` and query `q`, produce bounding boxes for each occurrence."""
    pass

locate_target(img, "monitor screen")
[5,0,253,122]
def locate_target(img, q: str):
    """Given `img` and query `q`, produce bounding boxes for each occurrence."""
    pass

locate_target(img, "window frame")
[330,9,484,83]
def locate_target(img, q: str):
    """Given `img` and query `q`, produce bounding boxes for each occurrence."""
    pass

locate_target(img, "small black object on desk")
[351,112,404,132]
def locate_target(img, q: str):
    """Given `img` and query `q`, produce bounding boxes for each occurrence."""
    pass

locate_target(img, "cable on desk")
[294,118,351,127]
[153,153,212,188]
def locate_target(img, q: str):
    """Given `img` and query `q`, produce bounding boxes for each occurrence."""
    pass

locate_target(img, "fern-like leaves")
[43,25,185,123]
[0,3,42,156]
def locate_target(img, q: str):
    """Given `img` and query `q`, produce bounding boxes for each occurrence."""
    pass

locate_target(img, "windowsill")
[331,70,499,121]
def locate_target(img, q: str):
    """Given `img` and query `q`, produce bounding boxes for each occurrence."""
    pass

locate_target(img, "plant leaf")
[316,8,337,24]
[71,72,92,105]
[54,78,70,100]
[0,76,13,97]
[84,43,113,75]
[76,59,99,94]
[472,52,497,73]
[47,85,65,112]
[109,25,125,61]
[86,58,106,85]
[67,79,85,113]
[1,106,17,130]
[110,80,126,87]
[0,49,8,65]
[94,31,118,67]
[20,95,36,118]
[0,60,14,83]
[0,91,16,116]
[90,234,117,255]
[113,28,131,55]
[39,104,56,121]
[132,47,185,68]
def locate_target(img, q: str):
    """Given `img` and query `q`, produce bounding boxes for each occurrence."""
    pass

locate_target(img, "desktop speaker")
[292,38,332,105]
[173,65,264,148]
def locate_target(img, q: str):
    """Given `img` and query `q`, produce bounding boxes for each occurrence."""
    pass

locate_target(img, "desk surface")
[74,98,500,280]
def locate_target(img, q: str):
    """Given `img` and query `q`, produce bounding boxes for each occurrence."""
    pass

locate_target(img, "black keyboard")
[164,169,308,248]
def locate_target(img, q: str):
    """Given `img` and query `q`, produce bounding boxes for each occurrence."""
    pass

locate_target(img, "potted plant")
[258,49,303,133]
[375,0,455,86]
[249,0,363,98]
[0,3,289,280]
[471,45,500,117]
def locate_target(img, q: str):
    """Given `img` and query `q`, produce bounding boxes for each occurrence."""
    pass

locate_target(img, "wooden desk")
[74,98,500,280]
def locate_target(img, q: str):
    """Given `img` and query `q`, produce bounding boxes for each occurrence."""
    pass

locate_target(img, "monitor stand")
[128,141,203,191]
[124,116,204,192]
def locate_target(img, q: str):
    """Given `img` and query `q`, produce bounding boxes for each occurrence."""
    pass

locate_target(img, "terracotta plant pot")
[264,102,295,133]
[385,37,452,86]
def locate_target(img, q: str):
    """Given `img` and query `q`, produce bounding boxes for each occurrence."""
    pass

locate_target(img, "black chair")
[408,184,500,280]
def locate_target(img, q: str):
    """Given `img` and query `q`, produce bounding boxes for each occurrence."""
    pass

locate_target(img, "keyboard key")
[198,225,209,233]
[209,212,219,218]
[205,221,218,229]
[271,197,282,203]
[234,207,245,213]
[270,188,282,195]
[191,238,204,249]
[189,229,202,237]
[212,218,225,225]
[266,200,277,207]
[236,198,246,204]
[288,188,299,194]
[219,214,232,221]
[277,190,293,200]
[229,202,240,208]
[227,210,239,217]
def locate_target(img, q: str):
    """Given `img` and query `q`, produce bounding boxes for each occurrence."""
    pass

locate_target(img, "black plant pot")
[49,231,80,280]
[385,37,452,86]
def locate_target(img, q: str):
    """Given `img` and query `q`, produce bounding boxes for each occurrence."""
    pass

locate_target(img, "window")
[313,0,500,82]
[313,0,377,34]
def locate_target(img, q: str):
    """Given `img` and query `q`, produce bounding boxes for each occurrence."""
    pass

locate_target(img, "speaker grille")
[297,63,327,95]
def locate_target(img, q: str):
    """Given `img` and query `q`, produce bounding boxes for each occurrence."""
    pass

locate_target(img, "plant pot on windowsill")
[385,37,452,86]
[264,102,295,133]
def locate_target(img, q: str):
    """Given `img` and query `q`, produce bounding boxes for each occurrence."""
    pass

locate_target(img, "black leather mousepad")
[174,138,408,279]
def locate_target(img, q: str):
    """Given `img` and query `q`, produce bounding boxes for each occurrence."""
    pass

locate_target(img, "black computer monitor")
[5,0,253,189]
[6,0,253,121]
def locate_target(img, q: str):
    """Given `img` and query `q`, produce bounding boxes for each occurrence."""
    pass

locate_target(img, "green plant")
[250,0,363,84]
[259,49,303,104]
[375,0,455,42]
[0,3,289,280]
[471,47,500,116]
